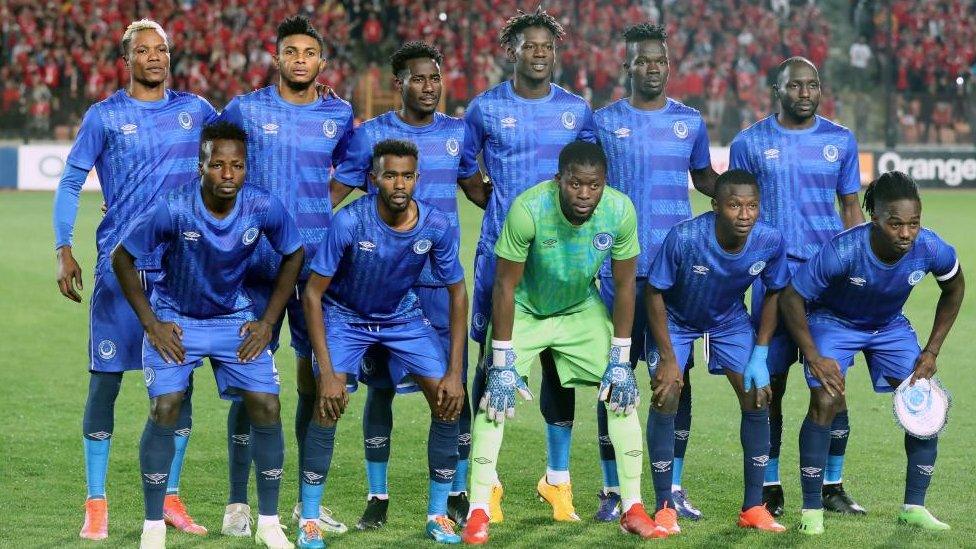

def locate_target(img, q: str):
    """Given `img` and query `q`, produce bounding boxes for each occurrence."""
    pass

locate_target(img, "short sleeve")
[309,209,354,277]
[576,105,597,144]
[930,233,959,282]
[689,116,712,170]
[790,243,844,301]
[728,134,752,173]
[430,223,464,285]
[66,105,105,170]
[457,125,478,178]
[331,112,356,169]
[459,98,485,179]
[331,125,373,190]
[120,199,173,261]
[647,227,681,291]
[199,96,219,124]
[493,199,535,263]
[262,197,303,255]
[837,130,861,196]
[218,96,244,127]
[761,231,790,290]
[611,199,640,261]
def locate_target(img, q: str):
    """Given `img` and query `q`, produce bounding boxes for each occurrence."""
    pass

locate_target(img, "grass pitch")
[1,189,974,548]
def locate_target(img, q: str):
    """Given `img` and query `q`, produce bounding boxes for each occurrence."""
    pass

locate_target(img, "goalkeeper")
[461,142,666,544]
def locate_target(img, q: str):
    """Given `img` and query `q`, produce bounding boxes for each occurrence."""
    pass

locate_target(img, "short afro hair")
[390,41,443,77]
[714,169,759,198]
[276,15,324,52]
[199,122,247,161]
[557,141,607,174]
[623,23,667,44]
[499,6,565,47]
[121,19,169,56]
[371,139,419,172]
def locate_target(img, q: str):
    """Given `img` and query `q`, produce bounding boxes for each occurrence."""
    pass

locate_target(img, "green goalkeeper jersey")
[494,180,639,316]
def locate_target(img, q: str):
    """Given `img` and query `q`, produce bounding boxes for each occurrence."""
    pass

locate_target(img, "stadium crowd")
[1,0,974,144]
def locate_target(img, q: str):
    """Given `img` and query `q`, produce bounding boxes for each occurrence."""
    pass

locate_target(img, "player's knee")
[296,357,316,395]
[244,393,281,426]
[149,393,184,426]
[809,389,842,422]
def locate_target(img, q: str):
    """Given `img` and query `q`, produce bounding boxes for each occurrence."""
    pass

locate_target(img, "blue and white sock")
[798,417,830,509]
[647,409,676,509]
[904,434,937,506]
[741,409,770,509]
[83,371,122,499]
[301,423,335,520]
[825,410,849,484]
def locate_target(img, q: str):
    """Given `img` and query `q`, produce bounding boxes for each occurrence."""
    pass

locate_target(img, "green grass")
[1,190,974,548]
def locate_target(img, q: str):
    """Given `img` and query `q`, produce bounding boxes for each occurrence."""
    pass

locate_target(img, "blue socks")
[428,419,459,515]
[82,371,122,499]
[295,392,314,501]
[166,384,193,495]
[741,410,770,509]
[647,409,676,509]
[140,420,175,520]
[798,417,830,509]
[826,410,849,483]
[453,388,472,494]
[301,423,335,520]
[252,423,284,516]
[453,458,469,495]
[363,386,395,496]
[595,402,618,489]
[904,434,938,505]
[766,413,783,484]
[545,423,572,473]
[227,400,251,504]
[366,461,388,496]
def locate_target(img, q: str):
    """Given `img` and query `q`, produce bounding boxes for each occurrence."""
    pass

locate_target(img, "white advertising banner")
[17,145,101,191]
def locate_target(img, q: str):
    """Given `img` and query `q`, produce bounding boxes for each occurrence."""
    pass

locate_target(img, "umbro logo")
[917,465,935,476]
[752,455,770,466]
[302,471,323,483]
[473,457,493,465]
[674,430,690,441]
[849,276,866,287]
[830,429,849,438]
[764,148,780,160]
[652,460,672,472]
[458,433,472,445]
[614,127,631,138]
[542,238,557,248]
[358,241,376,252]
[365,436,389,449]
[263,123,279,134]
[174,428,192,437]
[801,466,823,477]
[433,468,456,480]
[501,116,517,129]
[261,468,284,480]
[624,450,643,458]
[692,265,710,275]
[87,431,112,440]
[232,434,250,445]
[121,123,138,135]
[183,231,200,242]
[144,473,168,485]
[552,421,574,428]
[598,435,611,444]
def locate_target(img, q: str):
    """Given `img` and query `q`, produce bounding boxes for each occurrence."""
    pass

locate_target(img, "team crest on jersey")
[262,123,279,135]
[322,119,337,138]
[614,127,631,139]
[242,227,259,245]
[749,261,766,275]
[182,231,200,242]
[446,137,460,156]
[692,265,710,275]
[501,116,517,129]
[763,148,780,160]
[849,276,866,287]
[823,144,839,162]
[178,111,192,130]
[908,270,925,286]
[97,340,116,360]
[592,232,614,251]
[413,239,433,254]
[144,366,155,387]
[358,240,376,252]
[673,120,689,139]
[121,123,138,135]
[561,111,576,130]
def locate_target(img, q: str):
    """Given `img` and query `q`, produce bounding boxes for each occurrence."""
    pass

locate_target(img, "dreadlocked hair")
[623,23,667,43]
[499,6,565,47]
[862,171,920,216]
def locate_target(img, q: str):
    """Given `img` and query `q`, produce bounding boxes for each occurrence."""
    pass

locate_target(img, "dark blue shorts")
[804,314,919,393]
[245,278,312,359]
[89,266,161,372]
[646,317,754,377]
[752,258,804,375]
[470,249,496,344]
[599,275,650,364]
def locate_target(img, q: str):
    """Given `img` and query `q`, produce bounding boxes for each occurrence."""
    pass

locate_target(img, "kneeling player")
[463,142,666,544]
[300,139,469,548]
[781,171,964,534]
[113,122,302,549]
[644,170,788,535]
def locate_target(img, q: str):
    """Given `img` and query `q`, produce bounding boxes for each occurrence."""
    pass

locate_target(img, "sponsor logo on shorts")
[752,455,770,466]
[614,127,631,138]
[358,240,376,252]
[561,111,576,129]
[473,457,493,465]
[652,460,672,472]
[174,428,192,437]
[261,468,284,481]
[458,433,472,446]
[182,231,200,242]
[673,120,689,139]
[749,261,766,275]
[143,367,155,387]
[97,340,116,360]
[917,464,935,476]
[801,466,823,478]
[121,123,138,135]
[232,434,250,446]
[764,148,780,160]
[302,471,324,484]
[144,472,168,485]
[242,227,259,245]
[86,431,112,440]
[323,119,337,138]
[823,144,839,163]
[263,123,279,134]
[365,436,389,449]
[178,111,192,130]
[433,468,456,480]
[473,313,488,329]
[674,429,690,441]
[692,265,710,275]
[542,238,557,248]
[593,232,614,251]
[624,449,643,457]
[501,116,517,129]
[413,239,433,254]
[830,429,849,439]
[908,270,925,286]
[849,276,866,287]
[446,137,460,156]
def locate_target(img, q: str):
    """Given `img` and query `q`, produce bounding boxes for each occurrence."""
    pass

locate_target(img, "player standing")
[329,41,485,529]
[53,19,215,540]
[460,8,595,521]
[592,23,717,521]
[729,56,865,516]
[218,15,354,535]
[113,122,302,549]
[299,140,469,548]
[780,171,964,534]
[644,170,788,535]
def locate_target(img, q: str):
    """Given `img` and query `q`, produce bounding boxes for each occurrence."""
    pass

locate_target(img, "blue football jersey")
[791,223,958,330]
[595,98,711,277]
[648,211,790,331]
[121,184,302,323]
[219,86,354,277]
[61,89,218,269]
[332,111,474,286]
[309,195,464,324]
[461,81,596,254]
[729,115,861,261]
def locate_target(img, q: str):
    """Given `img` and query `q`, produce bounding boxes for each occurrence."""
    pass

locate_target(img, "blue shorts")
[752,258,804,375]
[314,316,447,394]
[470,249,496,344]
[361,286,469,391]
[646,317,754,377]
[142,322,280,400]
[245,277,312,359]
[804,314,919,393]
[599,275,650,364]
[89,265,160,372]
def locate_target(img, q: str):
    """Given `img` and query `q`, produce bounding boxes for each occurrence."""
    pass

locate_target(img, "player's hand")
[743,345,772,409]
[318,372,348,421]
[146,320,185,364]
[598,362,640,416]
[479,365,532,424]
[56,247,84,302]
[314,81,337,100]
[910,349,938,385]
[100,201,107,216]
[651,357,683,409]
[435,372,464,420]
[237,320,273,362]
[806,354,845,397]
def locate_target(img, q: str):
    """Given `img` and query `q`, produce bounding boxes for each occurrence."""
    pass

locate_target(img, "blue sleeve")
[576,106,597,144]
[459,98,485,179]
[837,131,861,196]
[331,113,356,169]
[790,243,844,301]
[647,228,681,291]
[761,232,790,290]
[66,105,105,171]
[430,223,465,285]
[331,126,373,190]
[309,210,353,277]
[199,96,219,124]
[120,200,173,261]
[263,197,303,255]
[689,116,712,170]
[728,135,752,173]
[218,97,244,127]
[52,163,91,249]
[929,233,959,282]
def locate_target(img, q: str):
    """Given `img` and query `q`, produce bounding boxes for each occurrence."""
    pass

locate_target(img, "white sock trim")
[257,514,280,527]
[621,498,642,512]
[143,519,165,531]
[546,469,570,485]
[367,493,390,501]
[823,479,842,485]
[671,484,682,492]
[762,481,782,487]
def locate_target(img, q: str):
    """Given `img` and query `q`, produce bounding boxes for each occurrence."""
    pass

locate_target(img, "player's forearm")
[111,247,158,329]
[301,275,336,376]
[490,283,516,342]
[458,173,489,210]
[690,166,718,198]
[260,248,305,325]
[839,193,865,228]
[923,270,965,356]
[610,271,636,339]
[755,289,782,346]
[446,280,469,376]
[329,179,356,209]
[779,286,820,360]
[646,288,676,361]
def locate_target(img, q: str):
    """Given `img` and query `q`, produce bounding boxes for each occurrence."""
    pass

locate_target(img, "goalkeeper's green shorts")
[488,301,612,388]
